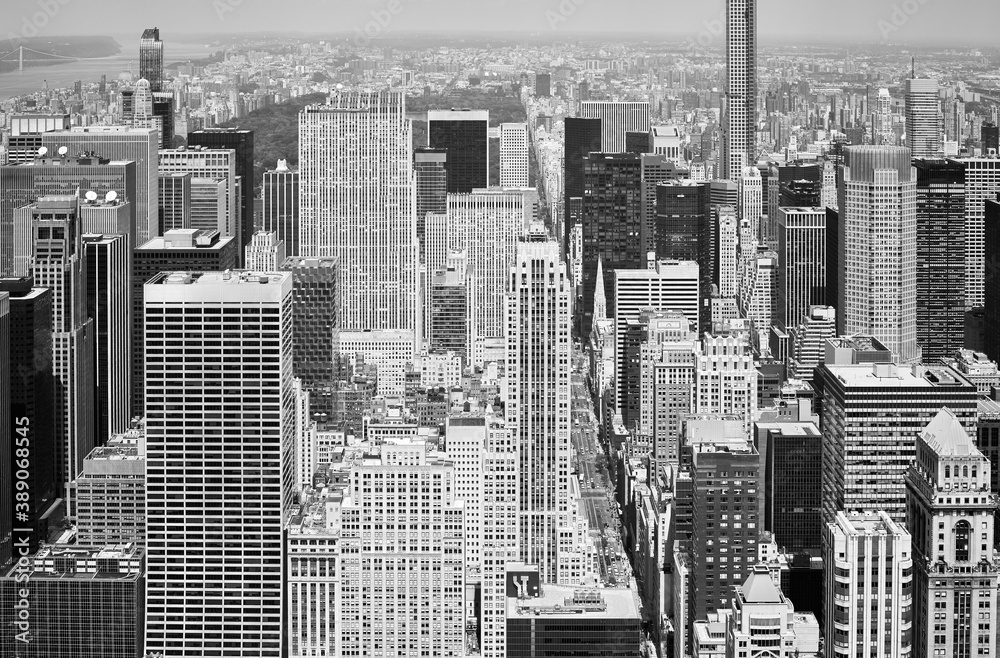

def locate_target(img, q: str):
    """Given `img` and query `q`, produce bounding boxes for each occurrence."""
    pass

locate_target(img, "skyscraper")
[427,109,489,193]
[40,126,158,246]
[160,145,240,249]
[581,152,643,336]
[0,278,54,555]
[447,188,532,363]
[139,28,163,92]
[506,239,572,584]
[654,180,711,264]
[413,148,447,257]
[816,339,978,525]
[83,233,131,443]
[299,92,419,336]
[244,230,285,271]
[2,153,137,276]
[823,511,914,658]
[280,257,338,418]
[261,160,299,257]
[500,122,529,188]
[775,207,826,329]
[722,0,757,181]
[23,196,95,510]
[755,419,823,554]
[187,128,256,253]
[956,156,1000,310]
[914,159,966,360]
[131,229,238,416]
[563,117,602,249]
[907,409,999,658]
[906,78,943,159]
[613,258,700,414]
[144,270,294,657]
[986,199,1000,363]
[157,172,191,234]
[640,154,689,256]
[579,100,651,153]
[717,205,739,298]
[837,146,919,363]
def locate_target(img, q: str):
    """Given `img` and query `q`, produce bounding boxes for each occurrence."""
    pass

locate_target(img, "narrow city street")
[571,348,631,587]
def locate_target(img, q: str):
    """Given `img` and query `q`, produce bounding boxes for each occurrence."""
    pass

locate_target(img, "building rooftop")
[9,543,144,580]
[508,585,641,620]
[736,566,784,604]
[920,408,977,457]
[827,363,971,388]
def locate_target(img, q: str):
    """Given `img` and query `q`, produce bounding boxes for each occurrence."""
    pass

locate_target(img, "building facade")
[427,109,489,193]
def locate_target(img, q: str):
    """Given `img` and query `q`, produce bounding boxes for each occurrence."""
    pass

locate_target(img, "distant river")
[0,41,217,100]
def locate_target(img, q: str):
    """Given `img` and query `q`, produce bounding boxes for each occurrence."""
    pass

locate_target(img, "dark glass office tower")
[280,257,339,417]
[641,154,688,256]
[187,128,255,251]
[655,180,711,263]
[625,131,648,155]
[756,421,822,554]
[427,110,489,193]
[983,122,999,154]
[152,94,175,147]
[914,159,967,361]
[414,148,447,257]
[581,152,643,336]
[563,117,602,249]
[139,28,163,92]
[262,162,299,257]
[0,278,54,557]
[985,199,1000,363]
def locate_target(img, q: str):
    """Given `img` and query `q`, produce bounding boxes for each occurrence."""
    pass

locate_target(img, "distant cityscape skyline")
[3,0,1000,45]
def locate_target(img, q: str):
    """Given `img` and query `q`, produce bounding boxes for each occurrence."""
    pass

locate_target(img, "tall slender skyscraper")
[775,207,827,329]
[0,278,54,555]
[500,122,529,188]
[261,160,299,257]
[906,78,943,159]
[506,239,572,585]
[83,233,131,443]
[581,152,643,336]
[722,0,757,181]
[914,159,966,360]
[413,148,447,258]
[144,270,294,657]
[956,156,1000,310]
[837,146,919,363]
[23,196,95,509]
[299,92,418,336]
[427,109,489,193]
[563,117,602,250]
[139,28,163,93]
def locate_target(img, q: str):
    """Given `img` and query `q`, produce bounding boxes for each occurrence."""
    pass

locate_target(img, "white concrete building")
[500,122,529,188]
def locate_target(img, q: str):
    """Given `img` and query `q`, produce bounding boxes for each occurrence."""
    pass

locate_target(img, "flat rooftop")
[827,363,970,388]
[508,585,641,620]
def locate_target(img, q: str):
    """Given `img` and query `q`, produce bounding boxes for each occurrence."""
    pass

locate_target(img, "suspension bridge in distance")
[0,45,111,71]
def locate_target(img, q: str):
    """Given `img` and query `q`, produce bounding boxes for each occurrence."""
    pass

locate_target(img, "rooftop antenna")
[911,56,916,79]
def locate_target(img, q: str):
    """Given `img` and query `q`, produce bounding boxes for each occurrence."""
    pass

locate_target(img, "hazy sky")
[5,0,999,45]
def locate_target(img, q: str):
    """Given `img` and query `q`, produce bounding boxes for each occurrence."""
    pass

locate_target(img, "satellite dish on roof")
[85,190,98,202]
[58,146,68,156]
[106,190,118,202]
[38,147,48,156]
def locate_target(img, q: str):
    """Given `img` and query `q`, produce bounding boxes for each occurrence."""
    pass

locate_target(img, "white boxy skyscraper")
[722,0,757,181]
[143,270,295,657]
[905,78,942,159]
[298,91,419,336]
[500,122,529,188]
[837,146,920,363]
[506,239,572,585]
